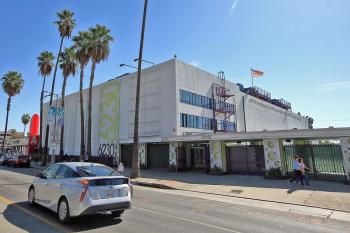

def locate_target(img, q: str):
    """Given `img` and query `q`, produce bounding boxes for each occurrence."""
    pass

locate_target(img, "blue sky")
[0,0,349,132]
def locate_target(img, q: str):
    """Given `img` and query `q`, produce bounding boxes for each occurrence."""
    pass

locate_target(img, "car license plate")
[100,189,119,199]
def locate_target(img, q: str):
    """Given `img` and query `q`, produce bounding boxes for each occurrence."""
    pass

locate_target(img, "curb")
[131,181,175,190]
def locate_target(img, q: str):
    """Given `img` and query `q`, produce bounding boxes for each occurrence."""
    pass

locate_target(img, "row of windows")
[180,113,214,130]
[180,89,235,113]
[180,90,213,109]
[180,113,236,132]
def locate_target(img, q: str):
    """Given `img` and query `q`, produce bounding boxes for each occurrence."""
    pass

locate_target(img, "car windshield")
[76,165,120,177]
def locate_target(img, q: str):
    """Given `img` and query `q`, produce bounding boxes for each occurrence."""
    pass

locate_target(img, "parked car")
[8,155,31,168]
[28,162,132,223]
[1,154,13,166]
[0,154,7,165]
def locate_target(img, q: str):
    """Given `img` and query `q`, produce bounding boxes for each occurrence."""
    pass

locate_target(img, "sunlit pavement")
[0,166,350,233]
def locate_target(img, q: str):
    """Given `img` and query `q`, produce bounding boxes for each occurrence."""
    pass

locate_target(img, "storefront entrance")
[181,143,210,173]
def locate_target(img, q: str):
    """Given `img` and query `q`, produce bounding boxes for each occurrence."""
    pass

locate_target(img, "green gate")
[284,144,346,181]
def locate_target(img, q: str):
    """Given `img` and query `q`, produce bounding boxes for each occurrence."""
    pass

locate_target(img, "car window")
[55,165,80,179]
[76,165,120,177]
[42,164,61,179]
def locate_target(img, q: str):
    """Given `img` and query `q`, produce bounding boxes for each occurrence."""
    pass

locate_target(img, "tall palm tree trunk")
[43,36,64,166]
[2,97,11,153]
[131,0,148,179]
[59,77,67,159]
[87,62,96,160]
[79,64,85,161]
[39,77,46,157]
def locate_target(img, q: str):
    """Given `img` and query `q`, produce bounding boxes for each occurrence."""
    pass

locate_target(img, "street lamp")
[119,63,137,70]
[133,58,154,66]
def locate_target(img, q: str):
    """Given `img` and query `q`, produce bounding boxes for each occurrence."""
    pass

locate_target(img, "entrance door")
[191,148,204,170]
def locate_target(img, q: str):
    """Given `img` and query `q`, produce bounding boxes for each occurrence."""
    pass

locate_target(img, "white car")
[28,162,132,223]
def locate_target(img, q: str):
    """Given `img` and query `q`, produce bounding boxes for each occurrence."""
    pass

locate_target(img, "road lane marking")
[0,195,72,233]
[134,206,241,233]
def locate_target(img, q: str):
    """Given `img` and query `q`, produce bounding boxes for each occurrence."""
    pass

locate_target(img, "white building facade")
[43,59,309,174]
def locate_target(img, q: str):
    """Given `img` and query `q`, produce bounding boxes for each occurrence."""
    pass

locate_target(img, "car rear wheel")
[28,187,35,206]
[58,198,71,223]
[111,210,124,218]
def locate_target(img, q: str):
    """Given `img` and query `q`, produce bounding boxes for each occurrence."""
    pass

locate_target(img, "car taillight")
[77,179,89,202]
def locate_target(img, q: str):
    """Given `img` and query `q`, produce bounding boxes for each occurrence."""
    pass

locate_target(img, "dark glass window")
[179,113,214,130]
[185,91,190,103]
[198,117,203,129]
[179,89,213,109]
[180,113,187,127]
[42,164,61,179]
[76,165,121,177]
[56,165,79,179]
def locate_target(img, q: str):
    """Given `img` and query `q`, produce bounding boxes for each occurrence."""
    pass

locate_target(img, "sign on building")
[47,106,64,126]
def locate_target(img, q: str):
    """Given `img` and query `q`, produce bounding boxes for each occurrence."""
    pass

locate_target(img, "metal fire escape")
[212,71,236,133]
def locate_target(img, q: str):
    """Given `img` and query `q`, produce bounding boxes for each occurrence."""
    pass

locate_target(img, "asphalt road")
[0,166,349,233]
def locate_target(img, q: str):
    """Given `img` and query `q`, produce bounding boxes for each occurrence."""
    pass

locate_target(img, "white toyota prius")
[28,162,132,223]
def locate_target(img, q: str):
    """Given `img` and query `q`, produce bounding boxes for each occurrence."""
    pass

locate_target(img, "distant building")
[0,130,26,153]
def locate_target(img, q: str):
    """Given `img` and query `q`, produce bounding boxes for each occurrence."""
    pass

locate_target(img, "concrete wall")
[238,94,308,132]
[175,60,235,135]
[120,59,177,142]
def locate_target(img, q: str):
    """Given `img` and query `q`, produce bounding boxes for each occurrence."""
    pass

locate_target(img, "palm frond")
[1,71,25,97]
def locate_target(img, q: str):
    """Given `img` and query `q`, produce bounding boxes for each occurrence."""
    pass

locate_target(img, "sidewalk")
[121,168,350,213]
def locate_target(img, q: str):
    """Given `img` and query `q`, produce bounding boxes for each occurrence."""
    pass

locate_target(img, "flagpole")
[251,68,253,87]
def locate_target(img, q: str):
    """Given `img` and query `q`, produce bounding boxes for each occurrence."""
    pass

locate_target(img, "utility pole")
[131,0,148,179]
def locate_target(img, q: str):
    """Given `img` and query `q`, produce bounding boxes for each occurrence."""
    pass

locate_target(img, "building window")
[180,113,214,130]
[179,89,213,110]
[180,113,187,127]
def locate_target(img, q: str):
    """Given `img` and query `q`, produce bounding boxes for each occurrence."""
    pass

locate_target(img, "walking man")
[289,155,302,184]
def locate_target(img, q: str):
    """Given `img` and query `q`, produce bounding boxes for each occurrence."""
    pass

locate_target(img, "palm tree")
[58,47,77,157]
[131,0,148,179]
[43,9,76,166]
[86,25,113,160]
[73,31,91,161]
[21,114,31,136]
[1,71,24,152]
[37,51,55,157]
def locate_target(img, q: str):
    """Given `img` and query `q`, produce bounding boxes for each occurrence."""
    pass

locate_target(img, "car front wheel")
[58,198,71,223]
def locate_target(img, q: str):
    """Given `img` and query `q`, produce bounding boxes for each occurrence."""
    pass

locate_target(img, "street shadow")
[0,165,43,177]
[121,168,350,194]
[3,201,123,233]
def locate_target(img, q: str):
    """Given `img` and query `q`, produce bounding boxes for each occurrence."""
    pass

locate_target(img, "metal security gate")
[226,145,265,175]
[147,144,169,168]
[284,144,346,181]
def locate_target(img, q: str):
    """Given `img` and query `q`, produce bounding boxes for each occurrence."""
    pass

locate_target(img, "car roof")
[56,162,108,170]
